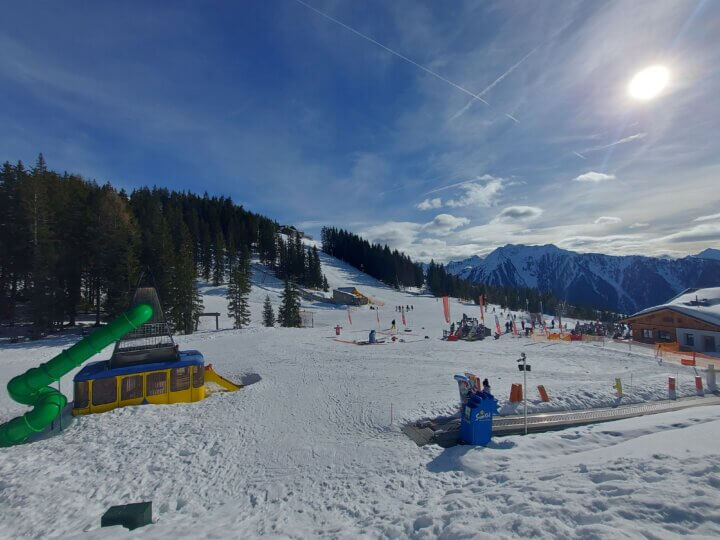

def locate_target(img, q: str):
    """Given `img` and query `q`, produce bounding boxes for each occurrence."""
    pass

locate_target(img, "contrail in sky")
[293,0,490,105]
[449,48,537,121]
[581,132,647,153]
[573,151,587,159]
[424,179,476,196]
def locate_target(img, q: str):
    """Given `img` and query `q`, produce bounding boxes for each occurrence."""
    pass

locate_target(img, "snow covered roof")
[628,287,720,327]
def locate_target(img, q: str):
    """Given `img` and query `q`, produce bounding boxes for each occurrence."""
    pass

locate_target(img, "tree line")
[0,155,323,335]
[320,226,424,288]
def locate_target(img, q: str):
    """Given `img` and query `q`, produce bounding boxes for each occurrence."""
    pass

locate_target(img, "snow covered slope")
[446,244,720,314]
[693,247,720,261]
[1,252,720,538]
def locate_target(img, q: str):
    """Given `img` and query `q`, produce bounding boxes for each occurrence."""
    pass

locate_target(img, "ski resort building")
[332,287,370,306]
[624,287,720,355]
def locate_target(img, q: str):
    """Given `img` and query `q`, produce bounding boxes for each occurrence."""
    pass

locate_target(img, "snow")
[629,287,720,327]
[693,248,720,261]
[1,253,720,538]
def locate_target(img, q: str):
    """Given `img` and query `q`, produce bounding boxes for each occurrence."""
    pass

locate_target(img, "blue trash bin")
[459,392,499,445]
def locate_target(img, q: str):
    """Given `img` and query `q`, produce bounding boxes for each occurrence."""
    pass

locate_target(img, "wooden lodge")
[624,287,720,356]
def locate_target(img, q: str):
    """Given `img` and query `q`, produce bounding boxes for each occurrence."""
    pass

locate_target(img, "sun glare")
[628,65,669,100]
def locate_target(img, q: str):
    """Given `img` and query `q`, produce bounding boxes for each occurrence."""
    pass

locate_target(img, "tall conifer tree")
[278,279,301,327]
[227,248,251,328]
[262,294,275,327]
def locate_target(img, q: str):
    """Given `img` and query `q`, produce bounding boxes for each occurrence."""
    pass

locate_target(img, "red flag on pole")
[347,308,352,325]
[495,314,502,335]
[512,319,519,336]
[479,295,485,323]
[442,296,450,323]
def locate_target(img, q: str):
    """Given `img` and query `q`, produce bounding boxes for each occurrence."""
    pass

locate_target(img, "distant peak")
[693,248,720,261]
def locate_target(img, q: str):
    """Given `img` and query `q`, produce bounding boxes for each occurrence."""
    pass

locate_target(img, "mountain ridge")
[445,244,720,314]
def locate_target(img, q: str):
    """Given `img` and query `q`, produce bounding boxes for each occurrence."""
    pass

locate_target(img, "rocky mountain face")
[445,244,720,314]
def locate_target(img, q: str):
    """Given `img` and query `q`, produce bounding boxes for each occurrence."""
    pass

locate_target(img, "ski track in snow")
[1,252,719,538]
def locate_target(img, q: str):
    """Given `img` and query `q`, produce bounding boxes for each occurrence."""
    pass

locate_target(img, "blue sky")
[1,0,719,261]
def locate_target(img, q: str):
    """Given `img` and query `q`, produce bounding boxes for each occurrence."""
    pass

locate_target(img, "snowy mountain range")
[445,244,720,314]
[692,248,720,261]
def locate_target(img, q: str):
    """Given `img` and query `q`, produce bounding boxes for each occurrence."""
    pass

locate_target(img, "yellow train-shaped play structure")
[72,286,241,416]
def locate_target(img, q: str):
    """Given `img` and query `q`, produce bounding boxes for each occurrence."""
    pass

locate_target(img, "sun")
[628,65,669,100]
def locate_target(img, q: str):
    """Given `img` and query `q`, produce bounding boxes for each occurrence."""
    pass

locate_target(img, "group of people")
[395,305,413,311]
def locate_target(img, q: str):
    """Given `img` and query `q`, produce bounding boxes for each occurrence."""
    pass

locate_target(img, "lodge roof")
[627,287,720,328]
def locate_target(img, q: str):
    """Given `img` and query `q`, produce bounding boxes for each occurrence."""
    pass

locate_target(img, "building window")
[192,365,204,388]
[146,372,167,396]
[171,367,190,392]
[642,329,653,339]
[657,330,672,341]
[92,377,117,406]
[121,375,143,400]
[685,333,695,347]
[74,381,89,409]
[704,336,716,353]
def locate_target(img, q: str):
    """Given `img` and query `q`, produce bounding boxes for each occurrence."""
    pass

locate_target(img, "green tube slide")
[0,303,153,448]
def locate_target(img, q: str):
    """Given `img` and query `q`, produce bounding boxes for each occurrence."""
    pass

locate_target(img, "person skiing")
[482,378,491,395]
[369,329,377,343]
[391,319,396,330]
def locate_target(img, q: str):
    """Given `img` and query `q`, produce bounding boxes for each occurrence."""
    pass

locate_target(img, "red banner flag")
[495,314,502,335]
[479,295,485,322]
[442,296,450,323]
[347,308,352,325]
[512,319,519,336]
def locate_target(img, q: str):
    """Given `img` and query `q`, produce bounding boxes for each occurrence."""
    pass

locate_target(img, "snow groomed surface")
[0,304,153,447]
[3,252,720,537]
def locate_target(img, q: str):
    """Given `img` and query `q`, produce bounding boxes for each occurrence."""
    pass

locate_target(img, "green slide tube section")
[0,304,153,448]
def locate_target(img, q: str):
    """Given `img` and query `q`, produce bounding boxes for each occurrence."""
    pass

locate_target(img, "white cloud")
[359,221,421,250]
[416,197,442,210]
[694,212,720,222]
[496,205,543,221]
[573,171,616,183]
[558,234,640,250]
[656,223,720,244]
[445,175,504,207]
[628,222,649,229]
[594,216,622,225]
[422,213,470,235]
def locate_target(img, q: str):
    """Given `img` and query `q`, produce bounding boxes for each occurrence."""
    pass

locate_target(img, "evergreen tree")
[322,274,329,292]
[25,154,59,333]
[168,224,203,334]
[199,223,212,282]
[262,294,275,327]
[278,279,301,327]
[212,229,226,285]
[227,249,251,328]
